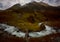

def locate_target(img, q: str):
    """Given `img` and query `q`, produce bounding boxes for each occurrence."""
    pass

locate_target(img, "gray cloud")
[42,0,60,6]
[0,0,60,10]
[0,0,18,10]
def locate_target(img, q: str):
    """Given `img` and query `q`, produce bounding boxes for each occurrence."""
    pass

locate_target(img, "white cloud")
[19,0,31,6]
[0,23,25,38]
[0,23,56,38]
[0,0,60,10]
[29,25,56,37]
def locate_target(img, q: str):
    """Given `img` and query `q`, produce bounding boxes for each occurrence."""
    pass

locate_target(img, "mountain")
[0,2,60,31]
[8,4,21,10]
[1,1,59,12]
[3,1,60,14]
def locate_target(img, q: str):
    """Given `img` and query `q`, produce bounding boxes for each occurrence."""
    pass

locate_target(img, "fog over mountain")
[0,0,60,10]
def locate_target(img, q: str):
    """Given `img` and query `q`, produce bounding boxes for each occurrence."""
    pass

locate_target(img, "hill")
[0,2,60,31]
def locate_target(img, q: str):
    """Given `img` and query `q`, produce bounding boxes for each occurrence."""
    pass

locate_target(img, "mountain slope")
[0,2,60,31]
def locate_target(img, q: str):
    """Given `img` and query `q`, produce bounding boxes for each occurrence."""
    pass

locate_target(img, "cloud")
[42,0,60,6]
[0,0,18,10]
[0,23,25,38]
[0,3,3,8]
[29,25,56,37]
[0,0,60,10]
[0,23,56,38]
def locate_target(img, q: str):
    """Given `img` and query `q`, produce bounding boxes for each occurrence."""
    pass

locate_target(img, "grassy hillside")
[0,2,60,31]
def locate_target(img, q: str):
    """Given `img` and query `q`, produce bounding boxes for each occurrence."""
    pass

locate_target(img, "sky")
[0,0,60,10]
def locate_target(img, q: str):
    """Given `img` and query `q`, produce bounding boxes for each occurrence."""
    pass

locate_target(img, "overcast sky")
[0,0,60,10]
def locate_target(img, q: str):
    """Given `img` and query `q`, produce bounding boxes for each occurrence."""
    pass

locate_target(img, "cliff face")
[0,2,60,31]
